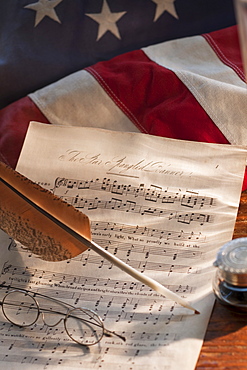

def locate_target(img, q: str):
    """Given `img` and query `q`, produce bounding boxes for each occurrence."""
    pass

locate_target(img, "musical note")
[144,185,162,202]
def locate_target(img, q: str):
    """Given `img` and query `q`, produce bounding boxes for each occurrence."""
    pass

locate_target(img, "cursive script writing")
[58,150,184,176]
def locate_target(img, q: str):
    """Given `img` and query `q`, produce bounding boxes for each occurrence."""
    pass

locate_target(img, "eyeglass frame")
[0,283,126,346]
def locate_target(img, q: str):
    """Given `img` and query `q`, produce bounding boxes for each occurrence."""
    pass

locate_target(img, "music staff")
[0,288,185,311]
[91,221,205,242]
[0,323,175,344]
[1,263,195,294]
[93,239,202,260]
[60,195,213,225]
[2,251,196,274]
[53,176,216,209]
[2,259,196,291]
[0,337,172,361]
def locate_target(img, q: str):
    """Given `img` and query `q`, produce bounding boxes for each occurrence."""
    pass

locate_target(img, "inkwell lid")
[214,238,247,286]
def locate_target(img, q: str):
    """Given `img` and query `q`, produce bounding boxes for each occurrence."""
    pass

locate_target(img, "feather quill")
[0,161,199,313]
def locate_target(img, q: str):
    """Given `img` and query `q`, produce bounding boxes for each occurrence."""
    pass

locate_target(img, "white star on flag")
[152,0,178,22]
[86,0,126,41]
[24,0,63,27]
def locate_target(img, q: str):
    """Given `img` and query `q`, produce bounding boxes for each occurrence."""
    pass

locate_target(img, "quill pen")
[0,162,199,314]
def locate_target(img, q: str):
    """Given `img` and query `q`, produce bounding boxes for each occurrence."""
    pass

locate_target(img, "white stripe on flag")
[29,70,140,133]
[143,36,247,146]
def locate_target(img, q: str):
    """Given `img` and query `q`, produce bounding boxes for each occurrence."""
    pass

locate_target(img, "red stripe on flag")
[86,50,230,145]
[203,26,245,81]
[0,97,49,169]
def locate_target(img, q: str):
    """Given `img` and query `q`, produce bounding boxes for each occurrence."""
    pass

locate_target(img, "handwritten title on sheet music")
[58,150,185,176]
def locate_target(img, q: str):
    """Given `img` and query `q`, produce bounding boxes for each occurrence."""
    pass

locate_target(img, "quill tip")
[195,310,200,315]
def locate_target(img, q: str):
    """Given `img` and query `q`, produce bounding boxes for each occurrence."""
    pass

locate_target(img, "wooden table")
[196,191,247,369]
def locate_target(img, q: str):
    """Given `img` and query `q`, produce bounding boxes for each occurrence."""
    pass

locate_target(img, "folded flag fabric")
[1,25,247,189]
[0,0,236,109]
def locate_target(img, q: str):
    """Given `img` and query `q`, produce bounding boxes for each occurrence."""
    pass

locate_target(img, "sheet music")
[0,121,246,370]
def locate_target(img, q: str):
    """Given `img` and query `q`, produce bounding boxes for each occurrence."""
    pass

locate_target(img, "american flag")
[0,0,235,108]
[1,1,246,189]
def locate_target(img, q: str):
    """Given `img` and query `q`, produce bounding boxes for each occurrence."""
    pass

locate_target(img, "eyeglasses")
[0,284,125,346]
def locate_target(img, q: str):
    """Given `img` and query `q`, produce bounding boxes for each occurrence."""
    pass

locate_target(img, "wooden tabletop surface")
[195,191,247,369]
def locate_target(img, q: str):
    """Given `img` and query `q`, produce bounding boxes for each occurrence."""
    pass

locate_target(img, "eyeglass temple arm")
[103,328,126,342]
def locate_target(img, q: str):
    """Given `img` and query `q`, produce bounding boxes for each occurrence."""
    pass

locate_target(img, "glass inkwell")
[213,238,247,312]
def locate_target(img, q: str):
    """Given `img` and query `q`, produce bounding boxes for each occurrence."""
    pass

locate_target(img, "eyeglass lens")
[2,290,39,326]
[65,308,104,345]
